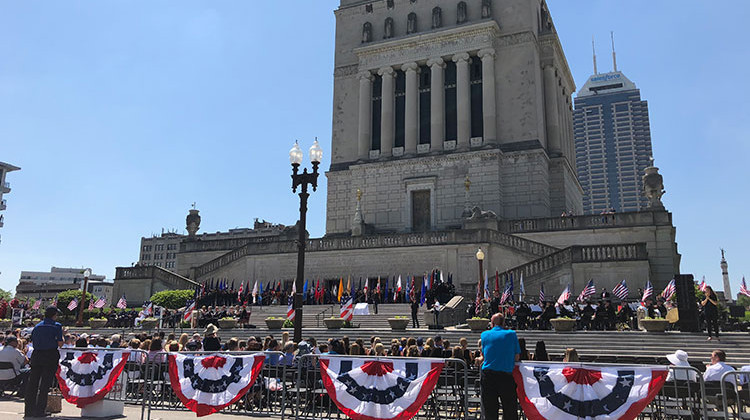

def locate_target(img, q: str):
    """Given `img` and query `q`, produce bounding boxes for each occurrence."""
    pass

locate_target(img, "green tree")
[56,289,93,316]
[0,288,12,301]
[738,294,750,308]
[150,290,194,309]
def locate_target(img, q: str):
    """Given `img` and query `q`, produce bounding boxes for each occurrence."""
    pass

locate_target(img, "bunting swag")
[56,350,130,408]
[168,353,265,417]
[513,362,668,420]
[319,357,444,420]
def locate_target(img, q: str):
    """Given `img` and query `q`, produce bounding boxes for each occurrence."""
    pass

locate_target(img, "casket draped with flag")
[56,349,130,408]
[513,362,667,420]
[319,357,444,420]
[168,353,265,417]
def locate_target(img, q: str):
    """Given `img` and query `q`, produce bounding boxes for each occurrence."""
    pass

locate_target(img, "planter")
[265,318,285,329]
[550,318,576,332]
[324,318,346,330]
[89,319,107,329]
[388,318,409,330]
[467,318,490,332]
[141,319,158,330]
[640,318,670,333]
[0,321,12,330]
[218,319,238,329]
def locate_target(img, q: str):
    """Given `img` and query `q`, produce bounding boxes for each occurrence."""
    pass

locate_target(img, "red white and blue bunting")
[319,357,444,420]
[513,362,668,420]
[168,353,265,417]
[56,350,130,408]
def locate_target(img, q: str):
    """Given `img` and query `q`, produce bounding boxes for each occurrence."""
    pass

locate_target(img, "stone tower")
[326,0,582,235]
[721,249,732,302]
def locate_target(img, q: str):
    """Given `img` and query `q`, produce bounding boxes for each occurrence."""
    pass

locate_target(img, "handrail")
[314,305,336,328]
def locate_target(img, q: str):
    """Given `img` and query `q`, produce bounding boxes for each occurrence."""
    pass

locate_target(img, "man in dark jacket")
[410,300,420,328]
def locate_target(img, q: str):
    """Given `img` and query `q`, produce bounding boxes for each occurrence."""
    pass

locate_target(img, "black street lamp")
[289,139,323,343]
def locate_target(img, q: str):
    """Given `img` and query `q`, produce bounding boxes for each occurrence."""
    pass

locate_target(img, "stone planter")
[640,318,670,333]
[324,318,346,330]
[141,319,158,330]
[467,318,490,332]
[0,321,12,330]
[218,319,238,329]
[265,318,285,330]
[89,319,107,329]
[388,318,409,330]
[550,318,576,332]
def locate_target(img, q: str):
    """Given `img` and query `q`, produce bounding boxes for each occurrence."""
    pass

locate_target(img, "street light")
[76,268,91,327]
[289,139,322,343]
[476,248,485,313]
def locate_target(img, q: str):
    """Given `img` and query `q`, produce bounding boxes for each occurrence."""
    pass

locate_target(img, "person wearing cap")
[24,306,63,418]
[666,350,698,381]
[203,324,221,351]
[0,335,29,394]
[481,312,520,420]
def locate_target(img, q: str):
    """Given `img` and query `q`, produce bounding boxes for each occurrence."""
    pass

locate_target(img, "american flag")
[577,279,596,302]
[183,299,196,321]
[52,296,58,307]
[116,295,128,309]
[500,276,514,305]
[556,284,571,306]
[94,296,107,309]
[67,298,78,311]
[698,277,707,292]
[661,279,676,300]
[740,277,750,298]
[539,283,545,304]
[287,294,295,320]
[238,280,244,302]
[32,298,42,310]
[144,302,153,316]
[340,296,353,321]
[88,297,96,310]
[612,280,629,301]
[641,281,654,303]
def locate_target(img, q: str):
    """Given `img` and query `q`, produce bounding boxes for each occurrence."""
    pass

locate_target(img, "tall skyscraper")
[574,42,653,214]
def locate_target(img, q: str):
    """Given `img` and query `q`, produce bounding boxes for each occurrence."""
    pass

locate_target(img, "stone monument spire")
[720,249,733,302]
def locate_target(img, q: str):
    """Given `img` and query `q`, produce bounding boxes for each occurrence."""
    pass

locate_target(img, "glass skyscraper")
[574,71,653,214]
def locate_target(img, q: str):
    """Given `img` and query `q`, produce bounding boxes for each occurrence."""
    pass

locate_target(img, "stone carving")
[469,206,497,220]
[407,12,417,34]
[482,0,492,18]
[362,22,372,43]
[457,2,467,24]
[642,165,665,210]
[365,4,373,13]
[384,17,394,39]
[186,209,201,236]
[386,0,394,9]
[540,3,553,32]
[432,7,442,29]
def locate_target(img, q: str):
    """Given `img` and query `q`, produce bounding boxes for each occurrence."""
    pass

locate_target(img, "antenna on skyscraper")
[592,36,598,75]
[611,31,618,72]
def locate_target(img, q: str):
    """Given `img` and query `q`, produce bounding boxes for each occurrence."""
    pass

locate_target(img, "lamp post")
[76,268,91,327]
[289,139,322,343]
[476,248,484,314]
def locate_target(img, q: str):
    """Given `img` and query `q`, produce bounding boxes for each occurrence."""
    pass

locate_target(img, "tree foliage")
[738,294,750,308]
[56,289,93,315]
[0,288,12,301]
[150,290,193,309]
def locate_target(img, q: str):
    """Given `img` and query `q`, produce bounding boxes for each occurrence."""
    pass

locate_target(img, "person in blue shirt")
[25,306,63,418]
[480,313,520,420]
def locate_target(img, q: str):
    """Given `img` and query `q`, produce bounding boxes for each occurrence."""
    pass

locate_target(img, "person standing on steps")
[411,299,420,328]
[480,312,520,420]
[25,306,63,418]
[701,285,720,341]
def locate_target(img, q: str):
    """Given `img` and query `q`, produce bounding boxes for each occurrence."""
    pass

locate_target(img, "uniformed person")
[25,306,63,418]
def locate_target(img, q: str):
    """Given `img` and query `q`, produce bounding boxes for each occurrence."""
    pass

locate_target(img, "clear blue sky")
[1,1,748,296]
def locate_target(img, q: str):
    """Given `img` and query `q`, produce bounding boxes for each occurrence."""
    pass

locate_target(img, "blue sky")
[1,1,748,296]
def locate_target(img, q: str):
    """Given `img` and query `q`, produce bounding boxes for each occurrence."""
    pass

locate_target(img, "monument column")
[379,66,395,157]
[427,57,445,152]
[721,250,733,303]
[478,48,497,144]
[358,71,373,160]
[453,52,471,148]
[402,62,419,154]
[543,63,562,155]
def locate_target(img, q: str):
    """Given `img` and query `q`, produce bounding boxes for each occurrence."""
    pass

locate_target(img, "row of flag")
[698,276,750,298]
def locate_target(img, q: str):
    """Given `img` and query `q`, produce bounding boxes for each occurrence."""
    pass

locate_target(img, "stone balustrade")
[116,265,198,288]
[499,210,673,234]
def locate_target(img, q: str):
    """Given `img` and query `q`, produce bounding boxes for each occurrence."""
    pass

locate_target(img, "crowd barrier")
[46,350,750,420]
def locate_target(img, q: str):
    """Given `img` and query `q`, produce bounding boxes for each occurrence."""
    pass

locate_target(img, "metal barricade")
[720,371,750,420]
[646,366,707,419]
[293,354,469,420]
[144,351,286,420]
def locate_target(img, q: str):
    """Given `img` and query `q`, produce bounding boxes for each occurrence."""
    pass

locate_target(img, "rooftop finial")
[611,31,618,72]
[592,36,598,75]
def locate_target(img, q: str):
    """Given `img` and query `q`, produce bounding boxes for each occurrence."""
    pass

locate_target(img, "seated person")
[665,350,698,381]
[0,336,29,393]
[703,350,735,383]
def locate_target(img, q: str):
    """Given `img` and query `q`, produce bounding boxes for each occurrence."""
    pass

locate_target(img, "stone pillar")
[543,64,561,155]
[427,57,445,152]
[478,48,496,144]
[453,52,471,148]
[402,62,419,154]
[358,71,373,160]
[379,66,395,157]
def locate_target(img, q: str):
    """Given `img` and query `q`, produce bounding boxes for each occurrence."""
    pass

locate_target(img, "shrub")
[180,321,191,328]
[150,290,194,309]
[283,319,294,328]
[56,290,94,316]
